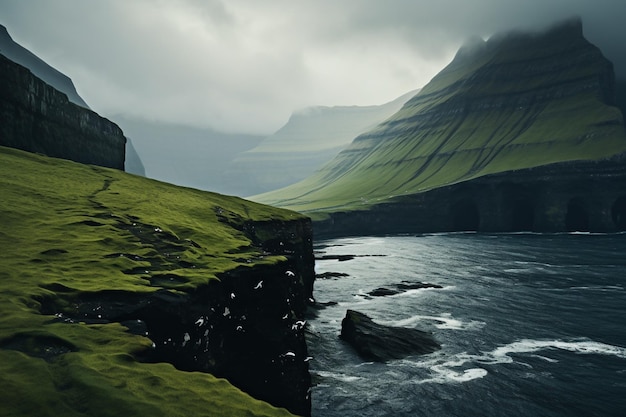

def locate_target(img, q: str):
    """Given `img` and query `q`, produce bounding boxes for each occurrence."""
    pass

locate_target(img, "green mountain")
[0,146,313,416]
[253,19,626,224]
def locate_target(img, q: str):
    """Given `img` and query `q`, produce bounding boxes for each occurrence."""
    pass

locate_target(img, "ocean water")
[308,233,626,416]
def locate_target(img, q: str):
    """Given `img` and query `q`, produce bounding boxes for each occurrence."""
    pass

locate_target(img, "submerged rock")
[368,281,442,297]
[340,310,440,362]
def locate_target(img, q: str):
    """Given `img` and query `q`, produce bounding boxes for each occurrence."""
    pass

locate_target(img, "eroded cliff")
[0,146,314,416]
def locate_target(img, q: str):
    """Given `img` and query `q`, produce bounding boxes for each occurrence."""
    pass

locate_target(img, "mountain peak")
[255,18,626,217]
[0,24,10,39]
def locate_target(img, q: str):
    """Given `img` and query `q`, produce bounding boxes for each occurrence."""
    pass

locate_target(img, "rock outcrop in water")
[0,52,126,169]
[340,310,441,362]
[254,18,626,235]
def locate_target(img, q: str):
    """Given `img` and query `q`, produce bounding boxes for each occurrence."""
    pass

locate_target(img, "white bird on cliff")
[254,280,263,289]
[285,270,295,277]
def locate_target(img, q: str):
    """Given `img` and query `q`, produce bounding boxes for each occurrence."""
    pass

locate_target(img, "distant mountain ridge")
[253,18,626,234]
[112,115,263,194]
[224,90,417,196]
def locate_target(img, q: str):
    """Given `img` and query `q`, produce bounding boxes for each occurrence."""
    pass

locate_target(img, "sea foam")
[407,338,626,385]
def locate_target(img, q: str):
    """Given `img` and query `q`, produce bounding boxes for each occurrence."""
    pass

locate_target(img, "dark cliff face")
[0,53,126,169]
[313,155,626,237]
[39,215,315,416]
[0,24,89,109]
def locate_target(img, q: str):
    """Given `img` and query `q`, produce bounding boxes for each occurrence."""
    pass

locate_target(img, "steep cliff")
[0,53,126,169]
[125,137,146,176]
[0,146,314,416]
[0,24,89,108]
[254,18,626,234]
[1,25,146,174]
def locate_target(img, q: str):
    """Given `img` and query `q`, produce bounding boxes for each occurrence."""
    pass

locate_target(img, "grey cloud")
[0,0,624,134]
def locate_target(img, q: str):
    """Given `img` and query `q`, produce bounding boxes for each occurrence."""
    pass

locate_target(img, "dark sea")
[308,233,626,416]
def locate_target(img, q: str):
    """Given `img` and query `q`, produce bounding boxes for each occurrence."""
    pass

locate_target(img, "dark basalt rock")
[0,53,126,169]
[314,155,626,237]
[37,215,316,417]
[316,271,350,279]
[368,281,443,297]
[340,310,440,362]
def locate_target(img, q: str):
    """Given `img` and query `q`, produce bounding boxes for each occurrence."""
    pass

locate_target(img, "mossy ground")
[0,146,302,416]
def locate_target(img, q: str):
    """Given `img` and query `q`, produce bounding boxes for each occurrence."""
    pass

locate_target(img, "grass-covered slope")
[0,146,300,417]
[254,19,626,215]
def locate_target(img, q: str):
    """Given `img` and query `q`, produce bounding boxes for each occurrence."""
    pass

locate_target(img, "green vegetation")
[252,22,626,216]
[0,146,301,416]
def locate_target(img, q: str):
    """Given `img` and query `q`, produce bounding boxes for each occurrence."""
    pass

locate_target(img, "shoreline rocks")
[340,310,441,362]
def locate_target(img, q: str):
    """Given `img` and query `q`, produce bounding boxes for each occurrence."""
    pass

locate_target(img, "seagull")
[254,281,263,290]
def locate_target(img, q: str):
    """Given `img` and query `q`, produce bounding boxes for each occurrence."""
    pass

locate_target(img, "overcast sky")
[1,0,625,134]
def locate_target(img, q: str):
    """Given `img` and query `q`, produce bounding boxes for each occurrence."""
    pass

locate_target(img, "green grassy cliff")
[0,146,308,416]
[253,19,626,217]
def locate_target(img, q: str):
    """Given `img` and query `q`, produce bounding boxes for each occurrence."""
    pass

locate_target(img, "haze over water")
[309,233,626,416]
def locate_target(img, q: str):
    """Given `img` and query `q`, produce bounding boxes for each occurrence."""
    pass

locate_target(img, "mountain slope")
[0,146,313,416]
[225,90,416,196]
[254,19,626,215]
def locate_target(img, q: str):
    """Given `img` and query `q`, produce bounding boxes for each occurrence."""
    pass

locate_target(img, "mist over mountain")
[224,90,417,196]
[113,115,264,194]
[254,18,626,234]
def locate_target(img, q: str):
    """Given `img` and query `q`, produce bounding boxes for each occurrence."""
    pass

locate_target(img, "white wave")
[488,339,626,361]
[392,285,455,298]
[382,313,484,330]
[400,353,489,385]
[406,338,626,385]
[316,370,363,382]
[569,285,623,291]
[420,367,488,384]
[530,354,559,363]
